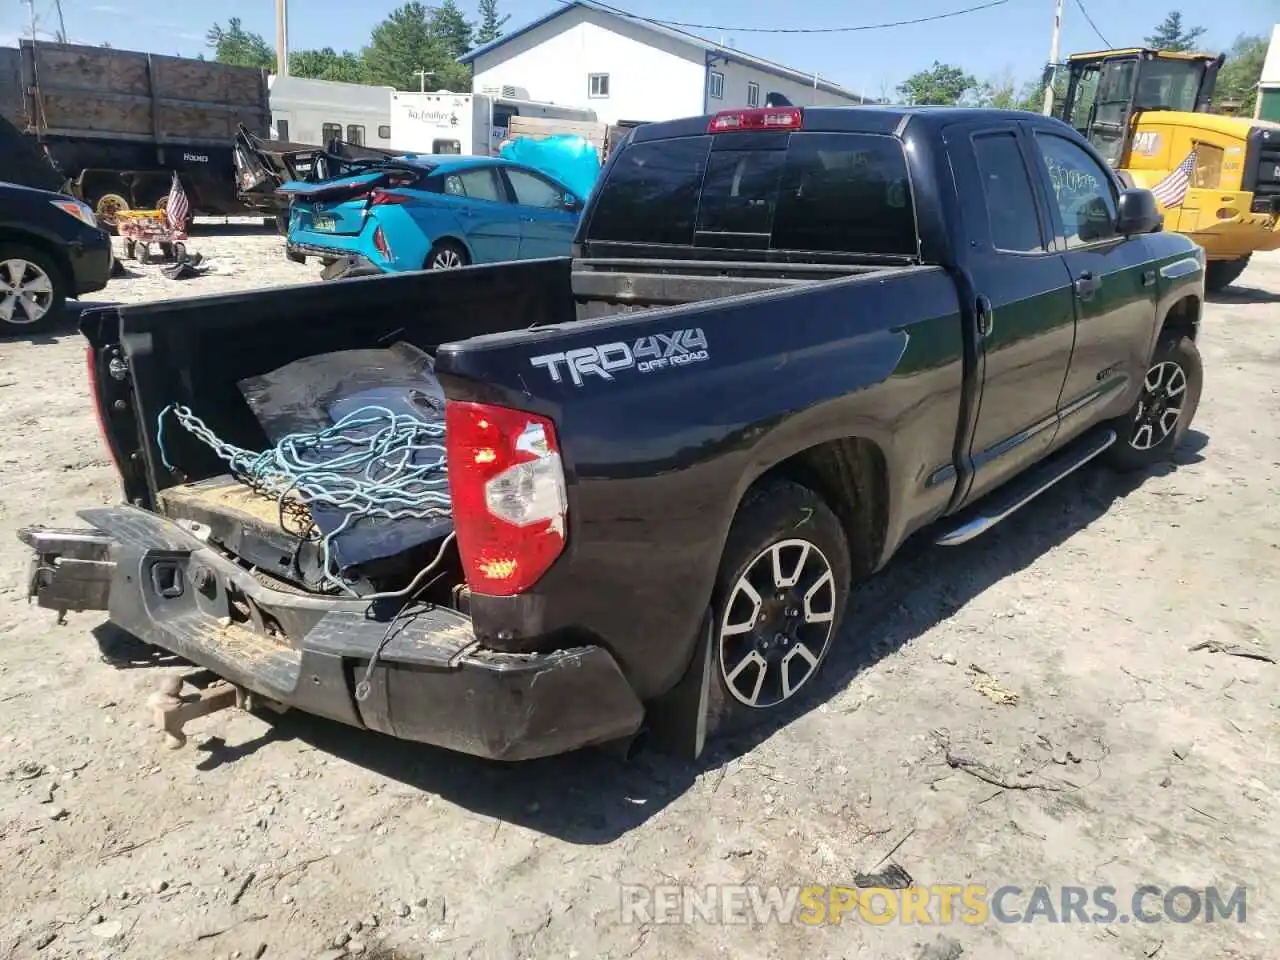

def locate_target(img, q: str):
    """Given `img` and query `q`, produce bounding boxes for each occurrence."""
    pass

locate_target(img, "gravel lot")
[1,228,1277,960]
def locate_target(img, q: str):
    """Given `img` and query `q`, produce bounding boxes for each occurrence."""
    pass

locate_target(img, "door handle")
[976,294,994,338]
[520,216,536,223]
[1074,271,1101,300]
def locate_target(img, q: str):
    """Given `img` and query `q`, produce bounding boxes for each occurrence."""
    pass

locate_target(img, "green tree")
[475,0,510,45]
[432,0,474,60]
[1144,11,1207,53]
[207,17,275,70]
[1215,33,1268,115]
[291,47,369,84]
[975,70,1045,112]
[896,62,977,106]
[362,2,470,91]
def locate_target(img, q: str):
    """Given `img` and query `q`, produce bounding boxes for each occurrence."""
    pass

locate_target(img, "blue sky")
[2,0,1275,95]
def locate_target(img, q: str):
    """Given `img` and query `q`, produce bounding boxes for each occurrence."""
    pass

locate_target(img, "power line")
[556,0,1012,36]
[1071,0,1111,47]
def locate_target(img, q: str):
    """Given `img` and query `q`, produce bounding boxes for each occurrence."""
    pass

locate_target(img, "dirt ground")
[1,227,1277,960]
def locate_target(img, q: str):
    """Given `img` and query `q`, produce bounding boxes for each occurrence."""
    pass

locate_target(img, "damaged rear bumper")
[18,508,644,761]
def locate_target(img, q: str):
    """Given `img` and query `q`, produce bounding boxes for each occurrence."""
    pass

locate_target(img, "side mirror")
[563,193,580,211]
[1116,188,1162,235]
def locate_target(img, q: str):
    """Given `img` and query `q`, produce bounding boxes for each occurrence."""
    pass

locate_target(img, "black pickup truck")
[20,106,1206,762]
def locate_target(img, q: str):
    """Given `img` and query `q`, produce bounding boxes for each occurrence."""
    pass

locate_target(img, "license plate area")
[311,214,337,231]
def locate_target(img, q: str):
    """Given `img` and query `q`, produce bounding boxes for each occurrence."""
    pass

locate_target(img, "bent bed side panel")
[433,266,966,701]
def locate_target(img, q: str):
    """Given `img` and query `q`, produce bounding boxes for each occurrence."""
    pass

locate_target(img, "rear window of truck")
[586,131,917,256]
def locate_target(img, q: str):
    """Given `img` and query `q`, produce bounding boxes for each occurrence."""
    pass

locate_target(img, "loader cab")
[1057,48,1223,167]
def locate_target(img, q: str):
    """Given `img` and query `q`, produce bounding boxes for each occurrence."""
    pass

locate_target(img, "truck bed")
[87,255,915,596]
[0,40,269,146]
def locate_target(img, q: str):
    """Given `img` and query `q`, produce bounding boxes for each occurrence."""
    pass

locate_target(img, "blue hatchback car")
[281,155,585,274]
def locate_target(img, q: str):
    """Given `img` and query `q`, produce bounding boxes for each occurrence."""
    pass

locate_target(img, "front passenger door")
[503,167,581,259]
[944,122,1078,506]
[1026,129,1158,446]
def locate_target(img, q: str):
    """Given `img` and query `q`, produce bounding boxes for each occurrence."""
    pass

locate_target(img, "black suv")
[0,180,113,336]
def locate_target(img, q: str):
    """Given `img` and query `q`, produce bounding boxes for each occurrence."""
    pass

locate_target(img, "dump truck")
[1053,46,1280,292]
[0,39,271,228]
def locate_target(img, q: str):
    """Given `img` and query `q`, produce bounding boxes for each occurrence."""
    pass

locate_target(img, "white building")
[459,0,870,127]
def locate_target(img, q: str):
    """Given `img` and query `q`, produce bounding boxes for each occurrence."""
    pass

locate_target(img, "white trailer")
[268,75,395,148]
[390,90,596,156]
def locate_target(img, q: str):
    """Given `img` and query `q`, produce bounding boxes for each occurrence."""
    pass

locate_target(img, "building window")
[377,124,391,140]
[274,117,290,141]
[346,124,365,145]
[747,81,759,107]
[321,122,342,144]
[589,73,610,98]
[709,71,724,100]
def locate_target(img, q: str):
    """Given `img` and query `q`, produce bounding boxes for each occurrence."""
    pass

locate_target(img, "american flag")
[1150,149,1197,209]
[165,171,190,230]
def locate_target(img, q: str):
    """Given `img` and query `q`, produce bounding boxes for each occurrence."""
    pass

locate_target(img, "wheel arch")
[1159,294,1201,343]
[424,234,473,267]
[743,435,891,583]
[0,229,74,296]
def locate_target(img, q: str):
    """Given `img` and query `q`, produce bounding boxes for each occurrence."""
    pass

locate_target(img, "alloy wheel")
[0,258,56,326]
[430,248,463,269]
[1131,360,1186,451]
[718,538,838,709]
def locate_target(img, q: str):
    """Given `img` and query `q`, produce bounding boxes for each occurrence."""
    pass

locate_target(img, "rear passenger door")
[943,121,1078,505]
[429,168,521,264]
[1023,127,1160,444]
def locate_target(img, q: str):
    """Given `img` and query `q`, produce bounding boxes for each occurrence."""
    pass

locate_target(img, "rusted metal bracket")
[147,676,244,750]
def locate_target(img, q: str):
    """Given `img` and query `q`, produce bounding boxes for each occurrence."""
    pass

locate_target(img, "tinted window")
[771,133,917,256]
[442,168,506,202]
[586,136,711,245]
[378,124,391,140]
[972,132,1045,254]
[1034,133,1118,247]
[275,118,290,141]
[346,125,365,145]
[322,123,341,143]
[696,150,785,243]
[506,169,566,209]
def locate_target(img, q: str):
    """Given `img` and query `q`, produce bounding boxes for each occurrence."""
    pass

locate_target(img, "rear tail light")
[373,226,393,259]
[708,107,803,132]
[445,401,568,596]
[369,189,411,205]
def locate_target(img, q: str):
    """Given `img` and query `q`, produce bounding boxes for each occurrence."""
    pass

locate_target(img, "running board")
[935,428,1116,546]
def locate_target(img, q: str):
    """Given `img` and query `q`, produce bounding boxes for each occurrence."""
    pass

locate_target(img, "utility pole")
[24,0,38,41]
[52,0,66,41]
[1042,0,1064,116]
[413,69,435,92]
[275,0,289,76]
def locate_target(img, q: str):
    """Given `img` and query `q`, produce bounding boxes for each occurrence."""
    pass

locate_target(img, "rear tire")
[1205,256,1250,293]
[706,481,851,735]
[426,240,468,270]
[1105,334,1203,472]
[0,243,66,337]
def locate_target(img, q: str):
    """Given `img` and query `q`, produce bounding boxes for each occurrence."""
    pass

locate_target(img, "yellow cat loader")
[1055,47,1280,291]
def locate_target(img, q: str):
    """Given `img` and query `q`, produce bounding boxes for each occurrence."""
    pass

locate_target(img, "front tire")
[1105,334,1203,472]
[426,240,468,270]
[1205,256,1250,293]
[708,481,851,734]
[0,244,66,336]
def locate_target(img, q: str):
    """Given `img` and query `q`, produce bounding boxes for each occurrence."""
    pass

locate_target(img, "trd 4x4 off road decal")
[530,328,710,386]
